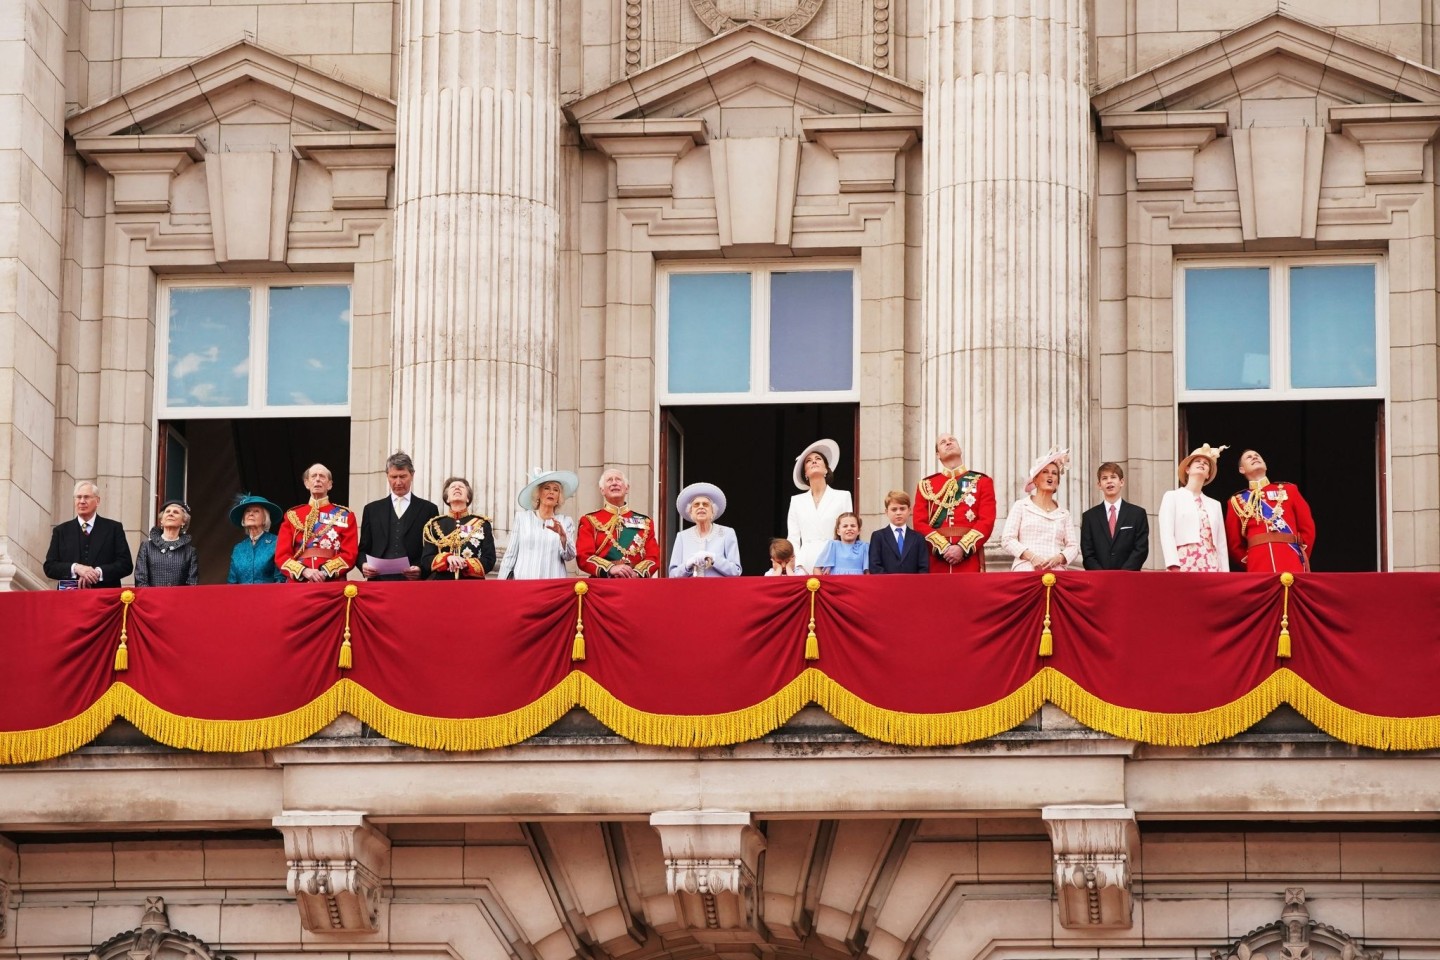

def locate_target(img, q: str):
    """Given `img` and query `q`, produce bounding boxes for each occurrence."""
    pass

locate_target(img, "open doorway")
[156,418,350,583]
[659,404,859,575]
[1179,400,1382,571]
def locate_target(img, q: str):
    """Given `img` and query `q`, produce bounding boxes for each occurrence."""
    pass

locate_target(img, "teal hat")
[229,493,283,529]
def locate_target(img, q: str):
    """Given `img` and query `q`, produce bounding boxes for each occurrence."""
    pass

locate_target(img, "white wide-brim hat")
[676,482,727,521]
[1023,446,1071,493]
[516,467,580,509]
[793,438,841,490]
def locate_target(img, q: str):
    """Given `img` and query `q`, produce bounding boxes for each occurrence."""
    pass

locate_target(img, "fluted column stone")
[390,0,560,533]
[922,0,1091,508]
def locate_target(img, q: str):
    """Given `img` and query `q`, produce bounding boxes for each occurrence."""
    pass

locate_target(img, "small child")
[814,512,868,575]
[765,538,809,576]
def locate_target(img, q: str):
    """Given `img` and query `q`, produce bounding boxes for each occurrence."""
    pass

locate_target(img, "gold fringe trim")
[574,671,814,747]
[1045,668,1285,746]
[343,677,579,751]
[814,670,1048,746]
[5,669,1440,764]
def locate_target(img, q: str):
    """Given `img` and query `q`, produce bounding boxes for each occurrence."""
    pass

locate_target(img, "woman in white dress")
[1158,442,1230,572]
[786,438,853,573]
[668,482,742,578]
[1001,447,1080,571]
[497,468,578,580]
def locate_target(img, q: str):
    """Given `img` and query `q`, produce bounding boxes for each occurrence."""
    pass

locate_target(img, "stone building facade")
[0,0,1436,582]
[3,4,1440,960]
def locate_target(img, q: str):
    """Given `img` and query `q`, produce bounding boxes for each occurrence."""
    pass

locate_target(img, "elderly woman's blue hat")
[676,482,726,521]
[229,493,283,529]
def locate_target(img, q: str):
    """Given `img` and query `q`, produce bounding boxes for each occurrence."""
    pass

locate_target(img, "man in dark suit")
[1080,461,1149,570]
[44,481,133,588]
[358,451,440,581]
[870,490,928,574]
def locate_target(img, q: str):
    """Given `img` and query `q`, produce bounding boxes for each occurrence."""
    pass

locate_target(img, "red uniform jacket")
[913,470,996,573]
[577,505,660,577]
[1225,481,1314,573]
[277,499,358,581]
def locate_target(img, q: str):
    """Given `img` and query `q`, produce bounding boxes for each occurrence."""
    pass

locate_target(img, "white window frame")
[156,275,353,419]
[1175,254,1388,403]
[656,260,862,406]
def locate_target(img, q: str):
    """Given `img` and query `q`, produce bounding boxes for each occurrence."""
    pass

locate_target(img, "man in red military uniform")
[1224,449,1315,573]
[276,462,359,582]
[577,468,660,578]
[914,433,996,573]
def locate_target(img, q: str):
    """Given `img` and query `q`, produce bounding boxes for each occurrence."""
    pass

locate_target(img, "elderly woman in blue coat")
[227,493,285,584]
[668,482,742,577]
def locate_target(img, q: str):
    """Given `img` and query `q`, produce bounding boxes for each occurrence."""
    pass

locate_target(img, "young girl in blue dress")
[814,512,868,575]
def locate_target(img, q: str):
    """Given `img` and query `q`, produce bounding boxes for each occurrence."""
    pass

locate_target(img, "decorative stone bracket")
[1041,805,1136,929]
[273,812,390,933]
[1330,104,1440,184]
[650,810,766,943]
[293,132,397,209]
[1103,111,1227,191]
[580,118,708,198]
[74,135,205,213]
[802,113,922,193]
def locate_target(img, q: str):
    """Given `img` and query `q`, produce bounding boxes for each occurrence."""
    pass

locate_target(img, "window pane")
[166,287,252,407]
[267,286,351,406]
[769,270,854,392]
[1184,267,1271,390]
[668,273,750,394]
[1290,264,1376,388]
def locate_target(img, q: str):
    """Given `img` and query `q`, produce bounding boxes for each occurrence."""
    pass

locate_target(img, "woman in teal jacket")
[227,494,285,584]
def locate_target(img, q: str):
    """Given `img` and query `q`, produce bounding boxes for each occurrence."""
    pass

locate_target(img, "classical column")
[389,1,560,533]
[922,0,1092,509]
[0,0,66,588]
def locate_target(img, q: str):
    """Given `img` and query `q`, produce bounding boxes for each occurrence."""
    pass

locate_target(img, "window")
[1177,258,1383,400]
[658,263,858,404]
[158,279,352,416]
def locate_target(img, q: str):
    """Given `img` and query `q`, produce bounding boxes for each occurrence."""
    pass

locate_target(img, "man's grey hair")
[73,480,99,497]
[386,451,415,474]
[598,468,628,489]
[303,463,332,482]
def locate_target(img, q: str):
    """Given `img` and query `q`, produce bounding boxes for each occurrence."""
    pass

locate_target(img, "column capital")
[650,810,766,942]
[273,812,390,933]
[1041,804,1135,930]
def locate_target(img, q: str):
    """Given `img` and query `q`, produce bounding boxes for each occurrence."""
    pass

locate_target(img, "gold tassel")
[1038,572,1056,657]
[115,589,135,671]
[804,577,821,660]
[572,581,588,661]
[339,583,358,670]
[1276,571,1294,659]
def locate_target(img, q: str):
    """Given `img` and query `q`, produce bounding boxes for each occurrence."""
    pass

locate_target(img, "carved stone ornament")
[273,813,390,933]
[1042,805,1135,929]
[689,0,825,36]
[1214,889,1383,960]
[73,898,236,960]
[651,811,767,942]
[0,879,9,939]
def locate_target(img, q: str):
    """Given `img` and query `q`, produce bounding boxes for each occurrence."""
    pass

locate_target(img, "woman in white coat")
[786,439,853,573]
[1158,443,1230,572]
